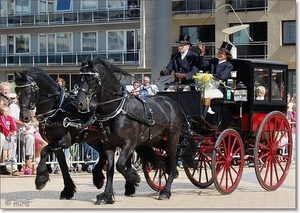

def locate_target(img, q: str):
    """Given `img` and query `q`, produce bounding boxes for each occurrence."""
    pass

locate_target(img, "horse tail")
[177,115,197,169]
[135,145,158,168]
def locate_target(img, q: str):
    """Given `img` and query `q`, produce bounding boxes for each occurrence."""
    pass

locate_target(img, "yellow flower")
[193,72,214,91]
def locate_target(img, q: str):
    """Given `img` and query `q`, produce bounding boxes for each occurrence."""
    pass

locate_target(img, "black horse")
[14,67,137,201]
[76,57,196,204]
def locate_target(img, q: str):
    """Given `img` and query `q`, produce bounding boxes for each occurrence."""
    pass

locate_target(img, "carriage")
[14,57,292,205]
[145,58,292,194]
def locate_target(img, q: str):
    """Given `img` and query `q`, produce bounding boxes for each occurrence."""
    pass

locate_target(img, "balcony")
[0,51,141,67]
[0,8,140,28]
[172,0,215,16]
[171,41,267,59]
[225,0,268,12]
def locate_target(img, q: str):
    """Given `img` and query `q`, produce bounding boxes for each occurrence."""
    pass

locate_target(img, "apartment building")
[0,0,296,94]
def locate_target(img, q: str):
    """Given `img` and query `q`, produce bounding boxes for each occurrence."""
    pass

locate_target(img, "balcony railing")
[0,51,141,67]
[172,41,268,59]
[0,8,140,28]
[172,0,215,15]
[225,0,268,12]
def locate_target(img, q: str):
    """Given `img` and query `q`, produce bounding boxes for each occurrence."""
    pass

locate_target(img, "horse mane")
[22,67,55,84]
[89,57,133,82]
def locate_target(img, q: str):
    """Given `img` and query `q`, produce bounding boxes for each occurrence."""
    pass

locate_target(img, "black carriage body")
[158,58,288,133]
[229,59,288,133]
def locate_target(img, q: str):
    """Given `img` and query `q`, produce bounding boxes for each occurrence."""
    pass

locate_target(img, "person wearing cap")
[160,34,199,91]
[197,41,233,117]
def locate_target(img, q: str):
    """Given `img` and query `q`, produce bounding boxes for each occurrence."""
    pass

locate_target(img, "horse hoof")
[36,183,46,190]
[95,199,115,205]
[158,194,170,200]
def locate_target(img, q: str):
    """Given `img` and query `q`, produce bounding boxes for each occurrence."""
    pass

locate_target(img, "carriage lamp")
[234,81,247,102]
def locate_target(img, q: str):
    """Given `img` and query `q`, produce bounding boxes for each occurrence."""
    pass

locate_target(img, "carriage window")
[254,67,268,100]
[272,69,285,100]
[254,67,284,101]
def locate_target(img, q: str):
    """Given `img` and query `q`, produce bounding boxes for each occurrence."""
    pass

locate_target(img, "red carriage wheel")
[212,129,244,195]
[254,111,292,191]
[142,149,168,191]
[183,136,214,188]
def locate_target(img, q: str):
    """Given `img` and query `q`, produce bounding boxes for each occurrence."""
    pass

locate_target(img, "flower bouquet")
[193,72,222,106]
[193,72,221,92]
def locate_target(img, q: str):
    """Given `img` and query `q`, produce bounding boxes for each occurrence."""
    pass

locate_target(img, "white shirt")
[218,60,226,64]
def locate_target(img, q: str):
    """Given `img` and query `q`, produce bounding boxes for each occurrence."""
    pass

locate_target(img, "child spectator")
[0,105,17,163]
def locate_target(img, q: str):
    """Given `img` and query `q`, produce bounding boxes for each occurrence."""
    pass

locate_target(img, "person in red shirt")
[0,105,17,162]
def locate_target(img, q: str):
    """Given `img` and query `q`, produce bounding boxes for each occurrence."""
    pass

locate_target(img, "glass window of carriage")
[271,70,285,100]
[254,68,268,101]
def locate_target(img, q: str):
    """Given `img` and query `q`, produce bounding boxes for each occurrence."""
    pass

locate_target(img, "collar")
[218,59,226,64]
[181,50,189,60]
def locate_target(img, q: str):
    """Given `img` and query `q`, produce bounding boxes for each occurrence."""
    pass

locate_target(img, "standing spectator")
[0,82,19,176]
[291,93,296,104]
[8,92,35,175]
[53,77,70,174]
[0,97,9,161]
[160,34,199,91]
[129,81,140,96]
[0,105,17,163]
[287,100,296,163]
[0,82,12,105]
[140,76,157,99]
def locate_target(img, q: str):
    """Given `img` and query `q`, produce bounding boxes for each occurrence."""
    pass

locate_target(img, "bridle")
[78,65,102,108]
[16,79,65,122]
[15,81,39,111]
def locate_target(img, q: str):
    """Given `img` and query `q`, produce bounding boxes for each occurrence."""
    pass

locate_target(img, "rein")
[34,88,65,122]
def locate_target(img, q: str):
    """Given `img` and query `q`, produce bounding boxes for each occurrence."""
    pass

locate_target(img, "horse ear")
[87,59,94,69]
[14,71,21,79]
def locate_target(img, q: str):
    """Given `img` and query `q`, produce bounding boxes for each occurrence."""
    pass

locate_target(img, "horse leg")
[116,143,140,184]
[35,145,51,190]
[87,141,106,189]
[158,134,179,200]
[95,149,115,205]
[124,152,137,196]
[53,149,76,199]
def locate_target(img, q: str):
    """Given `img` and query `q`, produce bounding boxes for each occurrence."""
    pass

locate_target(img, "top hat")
[218,41,232,55]
[177,34,191,45]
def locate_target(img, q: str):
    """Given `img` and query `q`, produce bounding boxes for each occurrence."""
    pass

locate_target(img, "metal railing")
[0,50,141,67]
[0,8,140,28]
[172,41,268,59]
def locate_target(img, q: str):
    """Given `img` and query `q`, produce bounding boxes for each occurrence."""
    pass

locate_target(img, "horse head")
[15,67,62,122]
[76,59,101,113]
[14,71,39,122]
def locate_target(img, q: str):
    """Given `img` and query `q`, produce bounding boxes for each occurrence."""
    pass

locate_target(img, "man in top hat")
[160,34,199,91]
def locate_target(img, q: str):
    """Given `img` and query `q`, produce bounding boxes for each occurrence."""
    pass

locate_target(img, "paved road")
[0,163,296,211]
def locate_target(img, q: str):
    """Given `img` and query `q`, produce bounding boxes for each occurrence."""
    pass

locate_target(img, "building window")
[282,21,296,45]
[108,31,125,51]
[15,34,30,53]
[108,0,125,8]
[15,0,30,13]
[181,25,215,43]
[39,33,72,53]
[56,0,71,11]
[82,0,98,10]
[82,32,97,51]
[40,0,54,13]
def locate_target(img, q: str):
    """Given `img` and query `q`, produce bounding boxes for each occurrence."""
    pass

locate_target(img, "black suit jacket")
[198,56,233,81]
[165,50,199,85]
